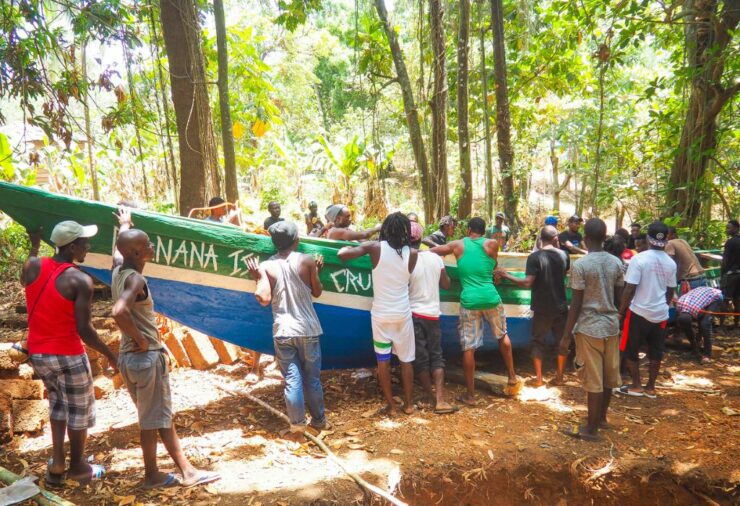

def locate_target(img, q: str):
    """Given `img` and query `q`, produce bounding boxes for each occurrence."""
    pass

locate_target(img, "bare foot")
[282,431,306,444]
[529,378,545,388]
[456,394,478,406]
[379,404,398,418]
[549,376,565,387]
[402,403,415,415]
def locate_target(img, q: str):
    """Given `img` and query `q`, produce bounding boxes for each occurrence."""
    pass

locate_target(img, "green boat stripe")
[373,340,392,350]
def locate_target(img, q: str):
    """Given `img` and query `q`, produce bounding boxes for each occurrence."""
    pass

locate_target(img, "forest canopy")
[0,0,737,248]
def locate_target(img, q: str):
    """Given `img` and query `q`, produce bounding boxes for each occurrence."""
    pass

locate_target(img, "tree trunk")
[374,0,433,223]
[479,9,493,220]
[80,43,99,201]
[122,41,150,201]
[456,0,472,219]
[160,0,220,216]
[429,0,449,219]
[665,0,739,226]
[147,0,179,211]
[489,0,518,231]
[550,140,570,213]
[591,62,606,217]
[214,0,238,204]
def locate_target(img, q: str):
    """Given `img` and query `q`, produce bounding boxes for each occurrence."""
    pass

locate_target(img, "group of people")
[22,217,220,488]
[20,200,739,489]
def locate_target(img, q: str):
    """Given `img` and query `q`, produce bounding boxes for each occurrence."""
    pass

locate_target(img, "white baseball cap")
[50,221,98,247]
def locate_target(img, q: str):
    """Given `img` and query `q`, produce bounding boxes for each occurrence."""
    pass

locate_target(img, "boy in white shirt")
[618,221,677,398]
[409,224,456,413]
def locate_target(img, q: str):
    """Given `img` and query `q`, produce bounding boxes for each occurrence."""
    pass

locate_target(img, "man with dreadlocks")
[431,217,520,405]
[338,212,419,416]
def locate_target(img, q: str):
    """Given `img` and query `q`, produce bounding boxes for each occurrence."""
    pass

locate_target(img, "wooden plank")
[446,366,522,397]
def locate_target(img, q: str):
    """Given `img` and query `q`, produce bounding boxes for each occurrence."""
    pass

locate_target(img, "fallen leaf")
[115,495,136,506]
[347,443,365,450]
[721,407,738,416]
[390,449,403,455]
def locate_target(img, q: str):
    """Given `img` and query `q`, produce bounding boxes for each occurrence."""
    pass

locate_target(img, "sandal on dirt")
[548,377,566,387]
[45,467,65,488]
[563,425,602,442]
[142,472,180,490]
[182,471,221,489]
[434,404,460,415]
[643,389,657,399]
[614,385,644,397]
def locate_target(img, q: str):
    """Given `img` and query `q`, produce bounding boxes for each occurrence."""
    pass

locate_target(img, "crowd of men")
[18,195,740,487]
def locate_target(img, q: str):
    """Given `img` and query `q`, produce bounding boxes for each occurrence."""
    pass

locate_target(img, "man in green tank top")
[431,217,520,405]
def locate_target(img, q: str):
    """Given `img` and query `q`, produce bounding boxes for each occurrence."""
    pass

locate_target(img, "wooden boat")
[0,183,722,369]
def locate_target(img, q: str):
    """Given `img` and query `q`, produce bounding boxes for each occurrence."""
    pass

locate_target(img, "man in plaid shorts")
[431,217,519,405]
[22,222,118,486]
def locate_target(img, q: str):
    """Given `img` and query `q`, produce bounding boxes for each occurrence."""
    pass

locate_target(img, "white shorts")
[371,316,415,363]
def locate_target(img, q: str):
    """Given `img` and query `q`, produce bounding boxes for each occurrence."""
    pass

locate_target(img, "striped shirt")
[676,287,723,319]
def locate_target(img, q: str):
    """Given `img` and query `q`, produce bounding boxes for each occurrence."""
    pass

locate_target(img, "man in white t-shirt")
[409,225,456,414]
[617,221,677,398]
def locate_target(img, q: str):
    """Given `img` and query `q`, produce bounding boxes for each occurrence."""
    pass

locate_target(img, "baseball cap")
[495,212,505,219]
[544,216,558,226]
[647,221,669,247]
[268,220,298,250]
[50,221,98,247]
[410,221,423,242]
[568,215,583,223]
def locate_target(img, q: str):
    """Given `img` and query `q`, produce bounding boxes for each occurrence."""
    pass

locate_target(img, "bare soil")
[1,285,739,505]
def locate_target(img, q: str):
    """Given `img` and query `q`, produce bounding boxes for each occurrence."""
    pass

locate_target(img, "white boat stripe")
[83,253,531,318]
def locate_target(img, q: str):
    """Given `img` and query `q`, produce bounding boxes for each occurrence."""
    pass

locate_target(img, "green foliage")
[0,221,51,280]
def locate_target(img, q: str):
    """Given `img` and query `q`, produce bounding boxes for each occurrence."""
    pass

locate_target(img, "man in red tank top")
[22,221,118,486]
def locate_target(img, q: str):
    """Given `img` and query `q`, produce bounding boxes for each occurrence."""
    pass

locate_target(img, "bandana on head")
[325,204,345,223]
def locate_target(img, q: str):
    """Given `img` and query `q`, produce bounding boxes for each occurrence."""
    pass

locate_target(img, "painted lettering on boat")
[228,249,255,276]
[330,268,371,294]
[154,236,218,271]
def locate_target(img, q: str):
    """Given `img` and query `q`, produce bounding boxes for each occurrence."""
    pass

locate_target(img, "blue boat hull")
[83,266,535,370]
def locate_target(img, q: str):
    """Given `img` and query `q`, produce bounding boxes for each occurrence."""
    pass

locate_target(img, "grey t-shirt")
[569,251,625,338]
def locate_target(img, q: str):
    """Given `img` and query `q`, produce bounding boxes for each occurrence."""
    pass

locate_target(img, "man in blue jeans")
[247,221,327,442]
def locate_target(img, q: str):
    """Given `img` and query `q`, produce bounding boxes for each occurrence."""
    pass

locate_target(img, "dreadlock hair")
[379,212,411,257]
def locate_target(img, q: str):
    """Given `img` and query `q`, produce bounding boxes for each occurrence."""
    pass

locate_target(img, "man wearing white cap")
[21,221,118,486]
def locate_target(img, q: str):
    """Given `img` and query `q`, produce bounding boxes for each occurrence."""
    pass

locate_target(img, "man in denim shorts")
[431,217,519,405]
[112,210,219,489]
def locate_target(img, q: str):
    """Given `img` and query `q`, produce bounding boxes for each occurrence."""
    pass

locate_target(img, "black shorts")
[530,311,568,359]
[621,310,666,362]
[722,272,740,300]
[412,316,444,373]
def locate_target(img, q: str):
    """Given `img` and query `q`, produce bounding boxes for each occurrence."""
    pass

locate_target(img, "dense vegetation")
[0,0,737,247]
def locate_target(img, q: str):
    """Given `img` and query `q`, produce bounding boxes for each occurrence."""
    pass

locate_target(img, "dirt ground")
[1,287,739,505]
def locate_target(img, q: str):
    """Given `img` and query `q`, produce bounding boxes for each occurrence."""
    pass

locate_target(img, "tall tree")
[374,0,433,222]
[665,0,739,225]
[489,0,518,231]
[429,0,449,219]
[160,0,221,215]
[456,0,472,219]
[214,0,238,204]
[478,3,493,220]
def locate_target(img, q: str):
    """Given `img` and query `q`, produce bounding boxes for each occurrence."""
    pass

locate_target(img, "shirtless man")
[326,205,380,241]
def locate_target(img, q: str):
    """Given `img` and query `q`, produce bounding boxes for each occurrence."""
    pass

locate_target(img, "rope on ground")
[0,465,75,506]
[215,384,408,506]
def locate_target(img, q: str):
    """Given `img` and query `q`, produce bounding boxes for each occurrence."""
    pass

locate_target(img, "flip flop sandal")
[182,471,221,489]
[614,385,644,397]
[45,468,66,488]
[562,425,602,442]
[434,405,460,415]
[142,472,180,490]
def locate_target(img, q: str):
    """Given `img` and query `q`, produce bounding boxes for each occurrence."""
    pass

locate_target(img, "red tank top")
[26,257,84,355]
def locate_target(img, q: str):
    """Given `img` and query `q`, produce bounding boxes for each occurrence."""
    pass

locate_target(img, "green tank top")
[457,237,502,310]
